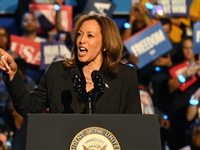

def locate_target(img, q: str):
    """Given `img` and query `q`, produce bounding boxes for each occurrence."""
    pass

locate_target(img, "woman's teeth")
[80,47,87,51]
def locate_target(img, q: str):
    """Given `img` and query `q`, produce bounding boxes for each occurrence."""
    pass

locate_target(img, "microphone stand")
[86,90,95,114]
[91,71,105,112]
[87,94,93,114]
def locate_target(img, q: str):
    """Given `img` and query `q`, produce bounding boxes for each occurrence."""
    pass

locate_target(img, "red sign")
[169,62,198,91]
[10,35,41,66]
[29,3,73,33]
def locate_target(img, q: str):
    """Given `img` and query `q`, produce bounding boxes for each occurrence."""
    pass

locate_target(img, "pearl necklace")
[85,77,93,84]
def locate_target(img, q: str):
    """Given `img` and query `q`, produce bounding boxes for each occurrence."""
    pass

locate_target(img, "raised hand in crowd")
[182,61,199,78]
[0,133,7,150]
[129,3,149,23]
[54,0,65,32]
[191,88,200,100]
[196,60,200,77]
[121,2,152,41]
[187,87,200,122]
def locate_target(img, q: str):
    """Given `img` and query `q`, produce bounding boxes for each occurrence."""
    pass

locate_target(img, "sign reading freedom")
[124,22,172,69]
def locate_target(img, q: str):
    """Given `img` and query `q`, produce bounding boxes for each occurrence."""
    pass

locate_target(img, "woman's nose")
[79,35,86,44]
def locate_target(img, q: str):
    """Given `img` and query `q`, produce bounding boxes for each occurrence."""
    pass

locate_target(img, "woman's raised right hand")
[0,48,18,81]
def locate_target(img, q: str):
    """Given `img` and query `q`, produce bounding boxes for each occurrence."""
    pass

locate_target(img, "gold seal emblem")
[69,127,121,150]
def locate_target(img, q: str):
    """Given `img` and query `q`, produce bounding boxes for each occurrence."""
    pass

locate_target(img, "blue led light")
[196,21,200,25]
[145,2,154,9]
[163,115,168,119]
[189,99,199,105]
[6,141,12,146]
[155,67,160,72]
[124,22,131,29]
[178,74,186,83]
[127,63,134,67]
[54,4,60,11]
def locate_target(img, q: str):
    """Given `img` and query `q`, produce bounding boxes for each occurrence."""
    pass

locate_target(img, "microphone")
[92,70,105,99]
[70,68,86,96]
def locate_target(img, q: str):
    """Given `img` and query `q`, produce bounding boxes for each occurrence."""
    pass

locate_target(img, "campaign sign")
[169,62,198,91]
[158,0,192,17]
[40,41,71,70]
[10,35,41,66]
[124,22,172,69]
[0,0,18,14]
[31,0,55,3]
[83,0,116,17]
[193,22,200,54]
[29,3,73,33]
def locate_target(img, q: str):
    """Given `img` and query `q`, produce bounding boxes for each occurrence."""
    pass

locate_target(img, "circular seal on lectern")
[69,127,121,150]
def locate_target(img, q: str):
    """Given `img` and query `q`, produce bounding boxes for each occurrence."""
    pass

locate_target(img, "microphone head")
[70,68,86,95]
[91,70,101,80]
[91,70,105,91]
[70,68,81,78]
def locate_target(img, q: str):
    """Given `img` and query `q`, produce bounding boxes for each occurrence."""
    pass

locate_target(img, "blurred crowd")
[0,0,200,149]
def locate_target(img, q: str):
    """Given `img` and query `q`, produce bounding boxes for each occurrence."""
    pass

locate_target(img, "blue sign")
[112,0,132,15]
[83,0,116,17]
[193,22,200,54]
[124,22,172,69]
[0,0,18,14]
[159,0,193,17]
[40,41,71,70]
[65,0,77,6]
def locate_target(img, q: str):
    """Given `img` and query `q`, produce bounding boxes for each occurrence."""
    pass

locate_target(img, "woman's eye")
[88,34,94,38]
[77,33,82,36]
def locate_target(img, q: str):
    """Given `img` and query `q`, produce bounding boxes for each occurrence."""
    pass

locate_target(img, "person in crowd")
[14,0,32,36]
[0,27,19,59]
[51,0,73,50]
[183,87,200,150]
[0,27,21,142]
[0,133,7,150]
[0,14,141,117]
[180,122,200,150]
[167,36,200,150]
[121,2,152,41]
[120,2,152,68]
[187,87,200,122]
[148,17,178,149]
[166,16,191,43]
[20,12,47,84]
[0,26,20,110]
[120,1,155,89]
[21,12,47,42]
[141,0,191,43]
[0,27,14,111]
[0,27,10,51]
[0,57,37,145]
[189,0,200,26]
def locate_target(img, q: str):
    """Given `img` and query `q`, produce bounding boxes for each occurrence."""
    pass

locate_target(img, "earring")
[103,48,106,52]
